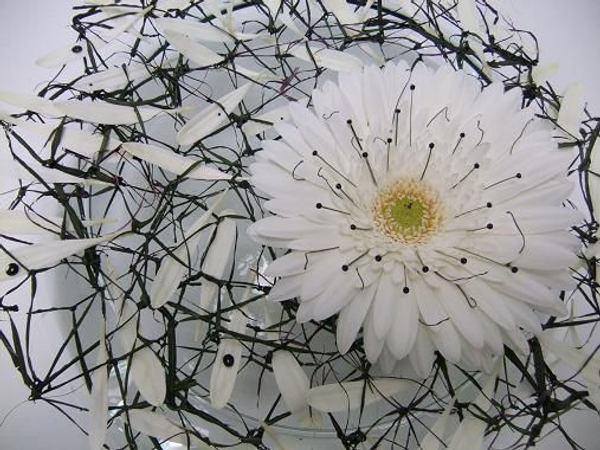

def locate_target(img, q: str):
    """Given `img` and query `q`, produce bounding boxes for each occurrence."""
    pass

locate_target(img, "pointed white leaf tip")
[177,83,252,145]
[122,142,232,180]
[89,325,109,450]
[150,190,228,308]
[210,310,248,409]
[538,331,600,386]
[272,350,310,413]
[0,233,120,282]
[557,82,585,139]
[198,209,237,313]
[306,378,409,413]
[289,45,364,72]
[418,399,454,450]
[130,346,167,406]
[447,360,500,450]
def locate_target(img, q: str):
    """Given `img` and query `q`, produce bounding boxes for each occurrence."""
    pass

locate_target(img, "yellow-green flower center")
[372,179,444,243]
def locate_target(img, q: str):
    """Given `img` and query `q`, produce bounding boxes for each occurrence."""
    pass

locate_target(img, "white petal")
[151,191,227,308]
[0,233,119,282]
[199,211,237,312]
[122,142,231,180]
[557,82,585,138]
[177,83,252,145]
[373,276,396,340]
[336,283,376,354]
[386,291,419,361]
[363,309,385,363]
[163,29,224,67]
[272,350,310,413]
[89,326,109,450]
[210,310,247,409]
[408,325,436,378]
[130,347,166,406]
[306,378,409,413]
[289,45,364,72]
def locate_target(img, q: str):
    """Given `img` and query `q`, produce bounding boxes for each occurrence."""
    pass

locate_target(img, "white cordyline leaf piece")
[36,6,152,68]
[418,399,454,450]
[150,190,228,308]
[128,409,219,449]
[130,346,166,406]
[0,89,62,116]
[163,29,224,68]
[272,350,309,413]
[447,361,499,450]
[157,17,235,42]
[538,331,600,386]
[89,324,109,450]
[127,410,182,441]
[0,89,176,125]
[306,378,409,413]
[157,17,258,43]
[0,232,120,282]
[531,62,559,86]
[456,0,482,35]
[73,63,153,93]
[289,45,364,72]
[122,142,232,180]
[177,83,252,145]
[198,210,237,314]
[54,100,172,126]
[13,165,112,187]
[321,0,358,27]
[1,116,122,159]
[0,210,114,235]
[242,99,309,135]
[557,82,585,139]
[210,310,248,409]
[261,422,297,450]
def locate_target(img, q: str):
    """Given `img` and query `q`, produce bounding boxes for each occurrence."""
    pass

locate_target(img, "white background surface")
[0,1,599,449]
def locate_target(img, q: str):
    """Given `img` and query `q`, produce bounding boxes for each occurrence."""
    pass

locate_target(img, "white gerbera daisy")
[248,61,580,375]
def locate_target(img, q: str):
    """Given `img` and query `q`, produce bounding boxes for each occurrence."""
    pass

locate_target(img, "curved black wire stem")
[0,1,598,449]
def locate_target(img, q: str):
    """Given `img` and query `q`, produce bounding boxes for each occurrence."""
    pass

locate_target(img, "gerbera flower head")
[248,61,580,376]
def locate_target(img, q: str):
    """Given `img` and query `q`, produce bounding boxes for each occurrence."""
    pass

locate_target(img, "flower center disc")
[372,179,444,243]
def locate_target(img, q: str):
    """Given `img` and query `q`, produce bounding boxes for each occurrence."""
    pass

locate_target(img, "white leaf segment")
[0,232,120,282]
[209,309,248,409]
[122,142,232,180]
[289,44,364,72]
[177,83,252,145]
[130,346,167,407]
[306,378,409,413]
[150,190,228,308]
[88,324,109,450]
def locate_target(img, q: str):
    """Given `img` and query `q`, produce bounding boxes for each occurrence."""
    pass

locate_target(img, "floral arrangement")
[0,0,599,449]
